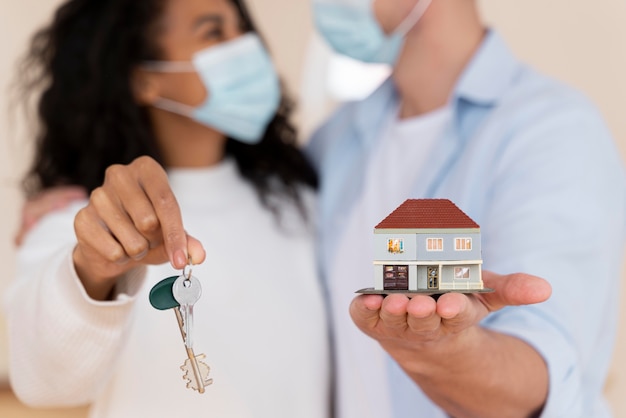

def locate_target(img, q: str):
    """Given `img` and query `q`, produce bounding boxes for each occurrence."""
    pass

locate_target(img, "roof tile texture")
[375,199,479,230]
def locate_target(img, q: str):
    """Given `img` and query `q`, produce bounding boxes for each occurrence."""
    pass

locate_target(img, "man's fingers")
[352,294,443,340]
[33,185,87,209]
[405,295,440,336]
[379,295,410,331]
[27,186,88,221]
[350,295,384,332]
[436,292,467,319]
[15,186,88,246]
[436,292,484,333]
[479,271,552,313]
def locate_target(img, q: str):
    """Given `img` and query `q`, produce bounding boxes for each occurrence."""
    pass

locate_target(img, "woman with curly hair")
[6,0,329,416]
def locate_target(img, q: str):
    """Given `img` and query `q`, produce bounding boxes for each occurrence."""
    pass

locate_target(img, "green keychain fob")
[149,275,180,310]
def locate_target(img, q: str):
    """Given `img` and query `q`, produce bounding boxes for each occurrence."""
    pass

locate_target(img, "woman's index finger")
[136,157,188,269]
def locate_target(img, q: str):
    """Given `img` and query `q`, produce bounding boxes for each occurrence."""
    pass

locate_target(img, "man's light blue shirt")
[307,31,626,417]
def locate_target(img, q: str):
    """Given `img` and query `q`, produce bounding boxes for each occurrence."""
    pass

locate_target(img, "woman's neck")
[149,108,227,168]
[392,1,485,119]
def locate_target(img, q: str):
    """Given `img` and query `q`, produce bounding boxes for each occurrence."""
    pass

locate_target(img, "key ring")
[182,257,193,286]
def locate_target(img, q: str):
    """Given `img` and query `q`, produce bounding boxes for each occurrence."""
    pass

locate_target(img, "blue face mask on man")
[313,0,433,65]
[143,33,280,144]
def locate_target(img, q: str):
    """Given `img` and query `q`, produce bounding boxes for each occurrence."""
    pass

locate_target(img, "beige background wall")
[0,0,66,388]
[1,0,625,414]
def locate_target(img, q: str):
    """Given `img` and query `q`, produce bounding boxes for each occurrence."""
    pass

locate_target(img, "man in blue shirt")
[309,0,626,417]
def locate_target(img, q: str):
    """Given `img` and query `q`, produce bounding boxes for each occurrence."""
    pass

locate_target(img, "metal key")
[149,267,213,393]
[173,305,213,392]
[172,270,201,349]
[172,264,206,391]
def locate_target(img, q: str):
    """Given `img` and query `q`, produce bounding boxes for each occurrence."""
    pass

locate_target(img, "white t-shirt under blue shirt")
[330,105,452,418]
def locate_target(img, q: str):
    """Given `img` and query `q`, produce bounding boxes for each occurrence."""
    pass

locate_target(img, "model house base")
[356,287,494,295]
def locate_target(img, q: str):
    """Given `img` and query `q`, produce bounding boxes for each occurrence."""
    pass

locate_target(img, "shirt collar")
[353,77,399,148]
[352,30,520,146]
[452,30,521,105]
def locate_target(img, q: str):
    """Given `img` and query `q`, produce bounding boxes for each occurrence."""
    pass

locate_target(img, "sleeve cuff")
[52,247,147,327]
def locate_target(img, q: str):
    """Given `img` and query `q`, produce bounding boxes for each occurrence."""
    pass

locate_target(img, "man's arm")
[350,271,552,418]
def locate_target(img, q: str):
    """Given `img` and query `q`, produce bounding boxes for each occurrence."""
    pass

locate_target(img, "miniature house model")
[372,199,485,292]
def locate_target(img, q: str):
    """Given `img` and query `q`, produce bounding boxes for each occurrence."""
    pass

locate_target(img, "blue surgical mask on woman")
[313,0,433,64]
[143,33,280,144]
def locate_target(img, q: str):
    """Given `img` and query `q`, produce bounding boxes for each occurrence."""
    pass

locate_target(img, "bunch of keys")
[149,261,213,393]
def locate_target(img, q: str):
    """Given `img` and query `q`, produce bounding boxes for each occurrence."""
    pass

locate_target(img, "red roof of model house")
[375,199,479,230]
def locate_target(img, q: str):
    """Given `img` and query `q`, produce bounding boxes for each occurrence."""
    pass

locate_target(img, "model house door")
[428,266,439,289]
[384,265,409,290]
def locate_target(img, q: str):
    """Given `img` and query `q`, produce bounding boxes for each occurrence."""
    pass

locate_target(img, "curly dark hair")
[21,0,317,215]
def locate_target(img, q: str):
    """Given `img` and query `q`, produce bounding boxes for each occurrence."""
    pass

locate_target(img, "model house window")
[454,267,471,279]
[427,238,443,251]
[387,238,404,254]
[455,238,472,251]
